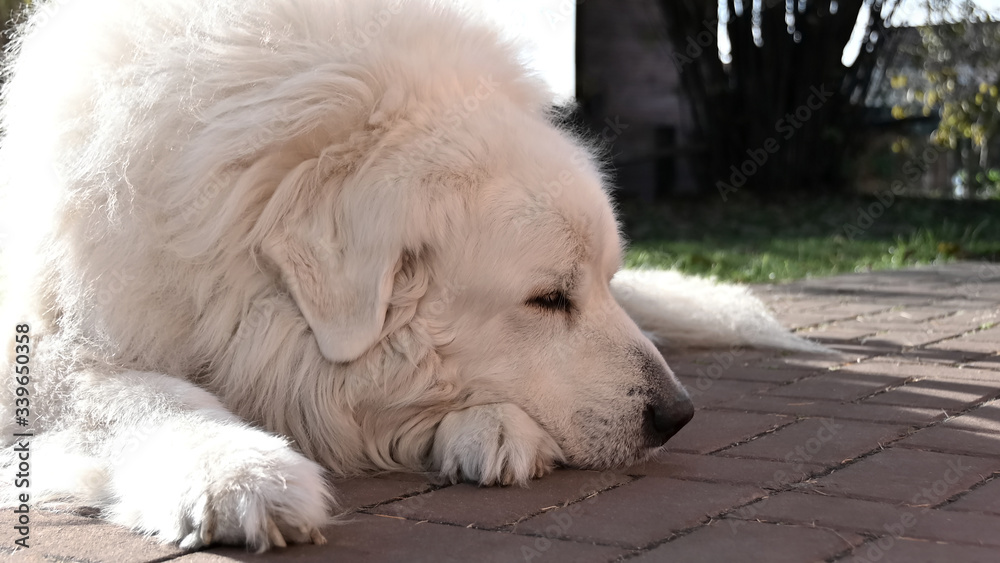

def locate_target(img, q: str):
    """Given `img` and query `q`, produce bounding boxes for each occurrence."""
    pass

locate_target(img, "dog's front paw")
[110,424,333,552]
[174,447,330,552]
[431,403,563,486]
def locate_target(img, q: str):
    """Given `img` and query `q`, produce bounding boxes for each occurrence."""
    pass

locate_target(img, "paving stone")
[191,513,627,563]
[965,356,1000,371]
[5,549,48,562]
[630,520,862,563]
[626,451,825,487]
[796,326,879,342]
[764,371,908,401]
[961,327,1000,342]
[332,473,437,512]
[859,330,953,348]
[664,348,781,368]
[716,395,946,425]
[777,313,841,329]
[925,309,1000,331]
[839,359,1000,383]
[895,347,990,365]
[830,341,908,356]
[863,379,999,413]
[809,448,1000,505]
[859,307,958,324]
[714,366,819,384]
[371,469,630,529]
[848,319,955,331]
[676,364,816,384]
[927,338,1000,354]
[896,427,1000,458]
[512,477,764,548]
[942,400,1000,433]
[782,303,838,316]
[0,508,187,563]
[936,298,1000,309]
[832,537,1000,563]
[678,377,777,409]
[945,478,1000,515]
[659,410,792,454]
[812,303,895,317]
[751,352,867,371]
[731,491,1000,547]
[720,418,910,467]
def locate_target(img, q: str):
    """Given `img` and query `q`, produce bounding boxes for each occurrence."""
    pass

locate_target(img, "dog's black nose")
[644,396,694,445]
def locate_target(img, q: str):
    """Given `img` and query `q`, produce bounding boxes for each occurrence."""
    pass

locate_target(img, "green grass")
[619,195,1000,284]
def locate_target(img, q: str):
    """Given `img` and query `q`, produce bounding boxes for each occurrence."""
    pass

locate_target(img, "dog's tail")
[611,269,833,354]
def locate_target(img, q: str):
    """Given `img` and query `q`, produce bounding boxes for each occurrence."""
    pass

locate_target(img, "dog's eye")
[527,291,571,313]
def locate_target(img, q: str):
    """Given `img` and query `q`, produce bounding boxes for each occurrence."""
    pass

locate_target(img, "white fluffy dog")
[0,0,823,552]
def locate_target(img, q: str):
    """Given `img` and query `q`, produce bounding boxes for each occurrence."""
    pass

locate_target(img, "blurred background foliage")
[890,0,1000,195]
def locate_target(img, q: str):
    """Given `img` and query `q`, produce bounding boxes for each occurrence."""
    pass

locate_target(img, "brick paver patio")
[6,262,1000,562]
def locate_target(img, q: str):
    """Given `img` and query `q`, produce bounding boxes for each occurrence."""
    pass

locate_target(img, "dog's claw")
[265,517,287,550]
[310,527,328,545]
[200,496,215,546]
[534,456,552,479]
[178,531,202,550]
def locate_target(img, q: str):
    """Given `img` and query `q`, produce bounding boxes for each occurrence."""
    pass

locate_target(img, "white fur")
[0,0,820,551]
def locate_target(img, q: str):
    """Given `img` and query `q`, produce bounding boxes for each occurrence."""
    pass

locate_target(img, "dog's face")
[382,107,694,469]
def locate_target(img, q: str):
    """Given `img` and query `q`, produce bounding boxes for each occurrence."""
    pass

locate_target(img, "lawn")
[619,194,1000,284]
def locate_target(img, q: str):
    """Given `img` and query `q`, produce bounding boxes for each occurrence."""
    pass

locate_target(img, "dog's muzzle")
[630,344,696,446]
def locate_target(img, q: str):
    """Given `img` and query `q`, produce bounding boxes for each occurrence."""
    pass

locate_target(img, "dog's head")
[412,108,695,469]
[255,82,693,469]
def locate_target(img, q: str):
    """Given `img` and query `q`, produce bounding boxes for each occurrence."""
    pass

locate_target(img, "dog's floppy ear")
[257,157,404,363]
